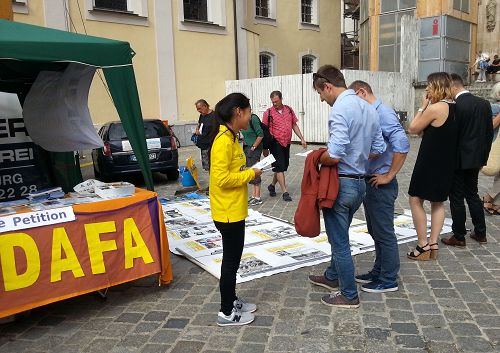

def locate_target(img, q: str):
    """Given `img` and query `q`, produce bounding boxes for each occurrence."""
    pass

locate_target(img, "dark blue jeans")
[323,177,366,300]
[363,178,399,284]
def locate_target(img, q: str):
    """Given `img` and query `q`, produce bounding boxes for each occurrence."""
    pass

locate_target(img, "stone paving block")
[386,299,412,310]
[277,309,304,321]
[273,321,301,335]
[234,343,265,353]
[330,335,366,350]
[298,340,331,353]
[362,314,390,328]
[443,310,474,322]
[18,326,52,340]
[134,322,162,334]
[149,329,180,343]
[81,318,110,331]
[421,327,453,342]
[99,322,134,337]
[361,302,387,313]
[449,322,483,336]
[206,334,238,349]
[413,303,440,314]
[456,337,495,352]
[333,321,361,335]
[483,328,500,345]
[252,315,275,327]
[299,328,331,341]
[390,323,419,335]
[394,335,425,349]
[143,311,170,322]
[268,335,299,351]
[432,289,460,299]
[84,338,119,353]
[424,342,460,353]
[389,310,416,322]
[284,297,307,307]
[115,313,144,324]
[140,343,171,353]
[241,327,271,344]
[364,328,391,341]
[164,318,189,329]
[170,340,205,353]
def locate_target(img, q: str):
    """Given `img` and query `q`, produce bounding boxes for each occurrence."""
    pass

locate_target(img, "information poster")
[163,199,453,283]
[0,92,51,201]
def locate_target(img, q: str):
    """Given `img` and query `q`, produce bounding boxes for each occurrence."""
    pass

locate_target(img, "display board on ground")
[162,198,452,283]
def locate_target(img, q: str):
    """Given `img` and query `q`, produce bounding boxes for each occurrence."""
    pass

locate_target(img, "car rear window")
[108,121,169,140]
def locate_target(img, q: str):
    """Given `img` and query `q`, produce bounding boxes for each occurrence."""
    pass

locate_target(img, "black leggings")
[214,220,245,315]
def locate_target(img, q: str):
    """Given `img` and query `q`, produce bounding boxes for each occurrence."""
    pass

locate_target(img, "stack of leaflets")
[27,187,65,202]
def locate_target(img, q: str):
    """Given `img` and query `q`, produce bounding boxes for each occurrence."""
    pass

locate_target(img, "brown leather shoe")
[308,275,339,291]
[470,232,487,243]
[441,235,466,248]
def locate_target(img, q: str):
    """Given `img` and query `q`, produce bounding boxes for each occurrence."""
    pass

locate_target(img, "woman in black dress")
[407,72,457,261]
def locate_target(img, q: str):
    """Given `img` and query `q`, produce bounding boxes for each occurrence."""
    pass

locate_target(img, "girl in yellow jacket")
[210,93,263,326]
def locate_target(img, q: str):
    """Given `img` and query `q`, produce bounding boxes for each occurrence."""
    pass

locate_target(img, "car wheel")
[165,169,179,181]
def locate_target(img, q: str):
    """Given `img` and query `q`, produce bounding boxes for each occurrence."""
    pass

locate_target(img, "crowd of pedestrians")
[194,66,499,326]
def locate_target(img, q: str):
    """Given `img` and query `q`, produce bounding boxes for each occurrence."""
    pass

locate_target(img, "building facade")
[477,0,499,57]
[10,0,341,125]
[359,0,479,81]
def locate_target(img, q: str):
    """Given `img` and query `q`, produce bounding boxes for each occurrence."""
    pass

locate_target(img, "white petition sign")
[0,207,76,233]
[122,138,161,152]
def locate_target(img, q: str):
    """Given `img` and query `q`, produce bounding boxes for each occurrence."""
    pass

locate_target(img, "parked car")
[92,119,179,181]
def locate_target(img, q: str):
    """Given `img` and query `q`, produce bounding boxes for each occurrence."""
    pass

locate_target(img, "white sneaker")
[217,308,254,326]
[234,298,257,313]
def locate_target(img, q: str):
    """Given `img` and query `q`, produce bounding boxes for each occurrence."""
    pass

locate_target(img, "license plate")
[130,153,156,162]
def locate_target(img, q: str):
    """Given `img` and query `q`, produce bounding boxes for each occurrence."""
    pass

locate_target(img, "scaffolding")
[341,0,360,70]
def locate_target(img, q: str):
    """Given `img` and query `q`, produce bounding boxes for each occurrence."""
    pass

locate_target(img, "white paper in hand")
[252,154,276,170]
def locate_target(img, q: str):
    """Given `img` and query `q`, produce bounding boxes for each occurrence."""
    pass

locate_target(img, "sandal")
[407,243,431,261]
[429,243,439,260]
[483,196,495,213]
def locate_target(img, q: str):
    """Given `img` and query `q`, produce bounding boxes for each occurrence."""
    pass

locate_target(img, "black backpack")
[249,110,275,149]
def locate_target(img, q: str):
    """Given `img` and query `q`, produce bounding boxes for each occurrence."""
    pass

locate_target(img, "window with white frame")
[302,55,316,74]
[180,0,226,28]
[90,0,148,17]
[183,0,208,22]
[12,0,28,14]
[94,0,127,11]
[260,53,273,77]
[301,0,318,25]
[453,0,469,13]
[256,0,269,17]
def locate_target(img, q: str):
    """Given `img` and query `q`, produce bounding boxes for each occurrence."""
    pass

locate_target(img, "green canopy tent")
[0,19,154,191]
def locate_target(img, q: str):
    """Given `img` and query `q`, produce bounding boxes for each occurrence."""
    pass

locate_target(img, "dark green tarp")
[0,19,154,191]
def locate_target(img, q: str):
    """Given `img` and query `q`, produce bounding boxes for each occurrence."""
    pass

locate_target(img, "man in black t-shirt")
[195,99,217,171]
[487,54,500,80]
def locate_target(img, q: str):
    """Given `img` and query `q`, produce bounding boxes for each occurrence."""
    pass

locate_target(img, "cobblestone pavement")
[1,138,499,353]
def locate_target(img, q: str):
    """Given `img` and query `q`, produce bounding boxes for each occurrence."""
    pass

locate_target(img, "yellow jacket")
[210,125,256,222]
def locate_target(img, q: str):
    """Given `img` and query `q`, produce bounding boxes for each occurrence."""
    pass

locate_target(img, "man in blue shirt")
[349,80,410,293]
[308,66,386,308]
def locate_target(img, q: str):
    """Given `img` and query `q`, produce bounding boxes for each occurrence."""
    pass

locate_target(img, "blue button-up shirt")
[328,90,386,175]
[366,99,410,175]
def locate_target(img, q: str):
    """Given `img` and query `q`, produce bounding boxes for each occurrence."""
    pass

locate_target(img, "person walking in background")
[263,91,307,202]
[308,65,386,308]
[407,72,458,261]
[241,111,265,205]
[194,99,217,172]
[441,74,493,247]
[481,82,500,215]
[210,93,263,326]
[349,80,409,293]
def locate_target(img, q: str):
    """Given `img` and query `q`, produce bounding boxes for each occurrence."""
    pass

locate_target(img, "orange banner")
[0,192,172,318]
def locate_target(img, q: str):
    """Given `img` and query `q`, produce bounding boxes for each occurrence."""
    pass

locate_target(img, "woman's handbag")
[482,134,500,176]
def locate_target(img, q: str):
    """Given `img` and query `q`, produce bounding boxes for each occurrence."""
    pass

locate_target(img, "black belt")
[338,174,367,180]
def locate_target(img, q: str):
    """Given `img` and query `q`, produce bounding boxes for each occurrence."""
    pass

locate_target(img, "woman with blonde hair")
[483,82,500,215]
[407,72,458,260]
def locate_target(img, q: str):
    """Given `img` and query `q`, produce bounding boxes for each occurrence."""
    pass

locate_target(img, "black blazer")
[454,92,494,169]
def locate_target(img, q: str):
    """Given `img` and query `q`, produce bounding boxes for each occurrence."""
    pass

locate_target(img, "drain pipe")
[233,0,239,80]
